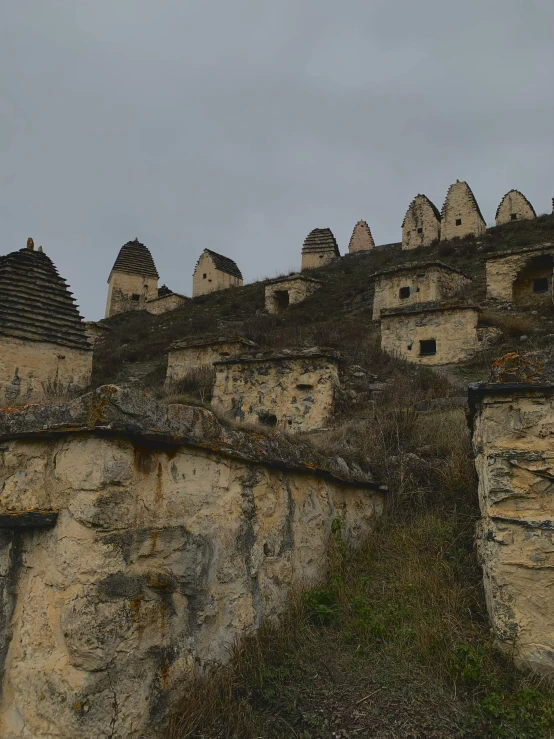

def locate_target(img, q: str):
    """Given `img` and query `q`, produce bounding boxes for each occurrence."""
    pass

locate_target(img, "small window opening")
[131,294,140,301]
[274,290,290,312]
[203,273,207,279]
[455,218,462,226]
[510,213,518,221]
[319,254,323,259]
[419,339,437,356]
[533,277,549,293]
[399,286,411,299]
[258,411,277,427]
[417,227,423,234]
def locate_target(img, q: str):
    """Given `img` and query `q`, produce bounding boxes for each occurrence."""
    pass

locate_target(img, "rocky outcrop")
[0,387,384,738]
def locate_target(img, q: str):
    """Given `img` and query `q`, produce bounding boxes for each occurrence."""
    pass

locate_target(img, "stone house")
[440,180,486,241]
[105,238,159,318]
[485,244,554,304]
[264,274,322,314]
[0,385,384,739]
[212,349,341,431]
[468,357,554,674]
[144,285,190,315]
[0,240,92,403]
[371,261,471,320]
[301,228,340,271]
[380,302,480,365]
[348,220,375,253]
[165,336,257,386]
[193,249,243,297]
[401,194,441,250]
[495,189,536,226]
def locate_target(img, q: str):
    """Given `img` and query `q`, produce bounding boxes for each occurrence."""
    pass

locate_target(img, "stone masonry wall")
[212,352,340,431]
[440,181,486,241]
[193,253,242,297]
[486,247,554,303]
[380,306,480,365]
[470,384,554,673]
[0,336,92,403]
[372,266,470,320]
[348,221,375,253]
[105,272,158,318]
[0,387,384,738]
[166,340,255,385]
[264,276,321,314]
[301,250,337,271]
[401,195,441,250]
[144,293,189,315]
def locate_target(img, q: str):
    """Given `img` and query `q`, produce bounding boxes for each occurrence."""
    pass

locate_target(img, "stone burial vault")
[264,273,322,315]
[380,302,481,366]
[0,239,92,404]
[485,244,554,305]
[371,261,471,321]
[468,352,554,674]
[0,386,385,738]
[165,335,257,387]
[211,348,341,432]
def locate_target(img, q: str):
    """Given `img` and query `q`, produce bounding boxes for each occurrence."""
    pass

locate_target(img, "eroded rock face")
[469,382,554,673]
[0,387,384,738]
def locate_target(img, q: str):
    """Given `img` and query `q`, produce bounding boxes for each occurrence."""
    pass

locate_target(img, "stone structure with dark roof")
[105,238,160,317]
[193,249,243,297]
[0,239,92,403]
[301,228,340,271]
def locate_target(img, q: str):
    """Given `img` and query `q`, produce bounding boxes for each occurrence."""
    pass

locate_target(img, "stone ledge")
[213,347,342,366]
[0,385,383,491]
[381,300,479,318]
[265,273,323,286]
[482,242,554,261]
[168,335,257,351]
[372,260,470,279]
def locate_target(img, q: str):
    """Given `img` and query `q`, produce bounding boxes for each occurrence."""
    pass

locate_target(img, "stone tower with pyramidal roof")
[0,238,92,403]
[348,220,375,253]
[105,238,159,317]
[301,228,340,271]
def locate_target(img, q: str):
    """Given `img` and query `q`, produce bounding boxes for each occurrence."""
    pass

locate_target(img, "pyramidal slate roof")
[302,228,340,256]
[110,238,159,279]
[0,244,91,350]
[199,249,243,280]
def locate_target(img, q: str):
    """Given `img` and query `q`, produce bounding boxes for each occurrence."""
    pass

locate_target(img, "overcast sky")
[1,1,552,319]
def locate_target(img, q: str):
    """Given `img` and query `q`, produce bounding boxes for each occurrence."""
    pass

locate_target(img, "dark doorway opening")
[274,290,290,312]
[419,339,437,356]
[533,277,549,293]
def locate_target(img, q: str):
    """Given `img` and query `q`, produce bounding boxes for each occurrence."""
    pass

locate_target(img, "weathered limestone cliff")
[0,386,384,738]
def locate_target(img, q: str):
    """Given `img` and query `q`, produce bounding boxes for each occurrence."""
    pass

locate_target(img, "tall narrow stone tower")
[348,220,375,253]
[105,239,159,318]
[401,194,441,250]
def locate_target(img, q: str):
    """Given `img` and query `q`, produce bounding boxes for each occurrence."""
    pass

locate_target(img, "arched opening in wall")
[273,290,290,313]
[513,254,553,305]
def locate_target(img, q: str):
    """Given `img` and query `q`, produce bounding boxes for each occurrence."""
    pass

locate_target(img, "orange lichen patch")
[87,385,117,428]
[148,573,171,590]
[149,529,159,554]
[490,352,543,383]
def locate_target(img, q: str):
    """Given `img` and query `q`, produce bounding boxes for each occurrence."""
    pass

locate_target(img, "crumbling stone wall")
[264,275,322,314]
[105,271,158,318]
[495,190,536,226]
[372,263,470,320]
[144,292,189,315]
[469,382,554,673]
[440,180,486,241]
[485,246,554,304]
[0,387,384,738]
[212,350,340,431]
[83,322,111,348]
[193,252,243,297]
[401,194,441,250]
[380,304,480,365]
[348,220,375,253]
[0,336,92,403]
[165,337,257,386]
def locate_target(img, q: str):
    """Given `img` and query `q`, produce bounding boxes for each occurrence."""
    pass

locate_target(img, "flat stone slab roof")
[483,242,554,261]
[372,260,470,279]
[0,385,383,490]
[214,347,341,366]
[169,335,257,351]
[265,273,323,286]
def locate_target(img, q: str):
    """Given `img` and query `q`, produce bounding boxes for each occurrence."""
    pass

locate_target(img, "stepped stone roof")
[401,194,441,227]
[0,244,91,350]
[110,238,159,279]
[441,180,486,225]
[198,249,243,280]
[302,228,340,256]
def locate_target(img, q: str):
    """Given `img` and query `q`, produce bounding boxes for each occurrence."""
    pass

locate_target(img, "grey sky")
[1,0,552,319]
